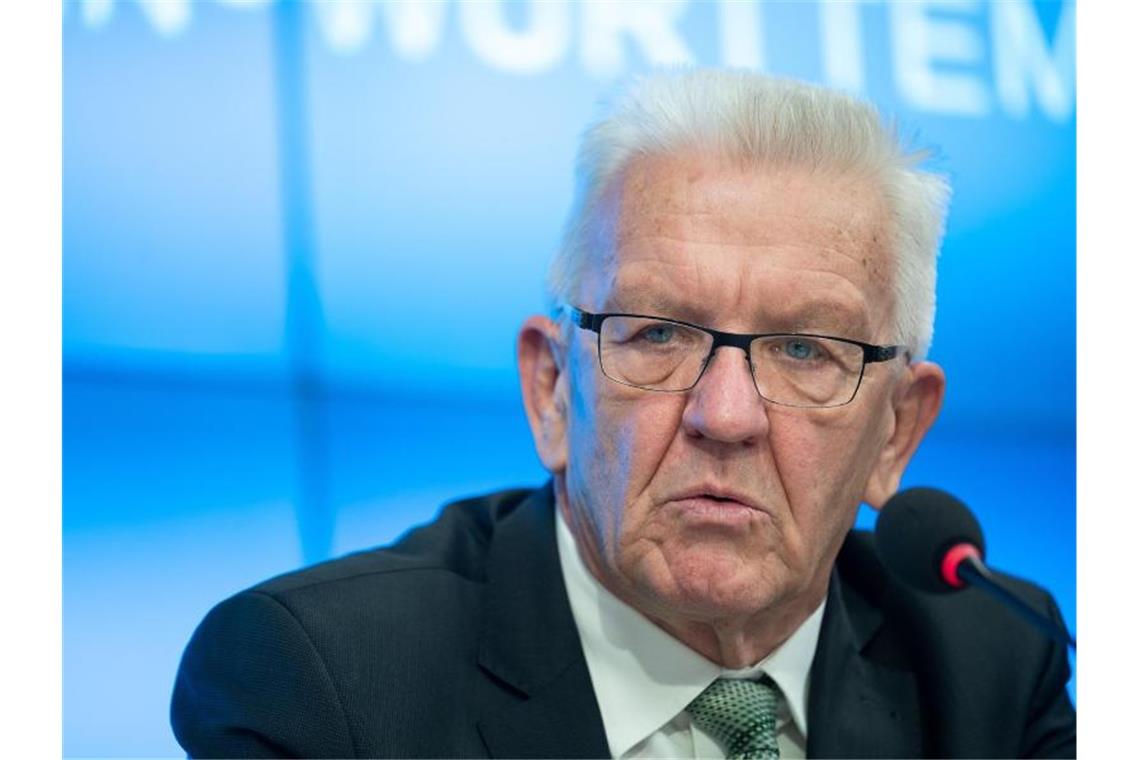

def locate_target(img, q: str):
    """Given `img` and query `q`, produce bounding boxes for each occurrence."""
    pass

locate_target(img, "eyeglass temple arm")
[568,307,602,332]
[865,345,901,363]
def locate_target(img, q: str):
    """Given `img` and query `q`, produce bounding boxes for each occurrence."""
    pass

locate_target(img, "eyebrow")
[762,301,870,335]
[605,294,709,323]
[603,295,870,338]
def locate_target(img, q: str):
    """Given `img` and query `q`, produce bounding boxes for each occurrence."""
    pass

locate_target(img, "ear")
[517,315,569,474]
[862,361,946,508]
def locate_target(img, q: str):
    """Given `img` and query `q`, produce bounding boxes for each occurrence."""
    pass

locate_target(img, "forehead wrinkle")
[616,213,881,254]
[616,154,890,247]
[611,237,876,303]
[616,228,880,263]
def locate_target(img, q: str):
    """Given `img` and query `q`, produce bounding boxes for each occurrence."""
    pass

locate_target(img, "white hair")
[546,68,951,360]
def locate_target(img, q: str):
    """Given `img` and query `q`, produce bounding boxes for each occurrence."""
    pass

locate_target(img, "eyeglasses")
[568,307,906,408]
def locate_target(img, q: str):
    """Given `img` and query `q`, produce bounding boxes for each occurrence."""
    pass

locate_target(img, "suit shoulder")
[250,487,535,598]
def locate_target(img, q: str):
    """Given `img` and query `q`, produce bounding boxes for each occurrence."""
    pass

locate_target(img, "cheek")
[565,365,682,541]
[574,398,679,501]
[768,408,888,535]
[561,350,629,540]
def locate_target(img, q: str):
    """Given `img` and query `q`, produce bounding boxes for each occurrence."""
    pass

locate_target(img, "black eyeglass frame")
[568,306,908,407]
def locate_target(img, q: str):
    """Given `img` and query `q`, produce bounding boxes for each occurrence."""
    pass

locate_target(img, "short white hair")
[547,68,951,360]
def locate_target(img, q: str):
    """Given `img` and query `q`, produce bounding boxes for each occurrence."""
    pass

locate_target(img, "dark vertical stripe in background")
[272,0,332,566]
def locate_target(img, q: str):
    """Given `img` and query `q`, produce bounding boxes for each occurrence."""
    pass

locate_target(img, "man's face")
[555,153,912,628]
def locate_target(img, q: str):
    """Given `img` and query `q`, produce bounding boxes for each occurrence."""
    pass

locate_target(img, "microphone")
[875,487,1075,650]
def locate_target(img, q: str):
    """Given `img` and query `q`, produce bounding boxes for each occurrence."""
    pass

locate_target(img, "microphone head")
[874,487,986,594]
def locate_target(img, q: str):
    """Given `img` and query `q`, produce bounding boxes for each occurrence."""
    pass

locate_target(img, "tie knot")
[687,678,781,760]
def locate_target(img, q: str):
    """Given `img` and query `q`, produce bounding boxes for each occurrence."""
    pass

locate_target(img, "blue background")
[63,1,1074,755]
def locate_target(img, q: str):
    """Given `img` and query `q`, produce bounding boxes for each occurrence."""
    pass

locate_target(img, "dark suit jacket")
[171,484,1076,758]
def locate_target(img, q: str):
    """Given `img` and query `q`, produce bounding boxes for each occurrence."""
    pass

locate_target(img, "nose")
[681,346,770,445]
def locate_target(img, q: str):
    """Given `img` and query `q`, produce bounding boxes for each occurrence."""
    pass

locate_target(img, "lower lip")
[672,497,760,527]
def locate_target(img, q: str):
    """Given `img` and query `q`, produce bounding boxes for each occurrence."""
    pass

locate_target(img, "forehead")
[587,152,894,336]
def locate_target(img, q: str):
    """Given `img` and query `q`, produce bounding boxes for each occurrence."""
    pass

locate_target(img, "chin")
[645,549,784,620]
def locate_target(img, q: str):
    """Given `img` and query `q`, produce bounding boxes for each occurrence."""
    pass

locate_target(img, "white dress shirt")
[556,509,826,759]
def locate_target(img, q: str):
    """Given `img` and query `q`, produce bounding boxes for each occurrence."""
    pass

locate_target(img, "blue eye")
[783,339,819,360]
[642,324,676,344]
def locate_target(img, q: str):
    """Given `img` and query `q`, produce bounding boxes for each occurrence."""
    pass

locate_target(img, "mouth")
[675,486,761,510]
[669,486,765,525]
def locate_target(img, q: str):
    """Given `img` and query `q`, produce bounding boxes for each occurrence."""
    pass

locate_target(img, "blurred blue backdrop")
[63,1,1075,755]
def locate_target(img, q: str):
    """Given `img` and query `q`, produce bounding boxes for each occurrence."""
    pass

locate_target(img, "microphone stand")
[956,556,1076,650]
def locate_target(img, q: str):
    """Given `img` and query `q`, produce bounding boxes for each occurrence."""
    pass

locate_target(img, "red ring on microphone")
[941,543,982,588]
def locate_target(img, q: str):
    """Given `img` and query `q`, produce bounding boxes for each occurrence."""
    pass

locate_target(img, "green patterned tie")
[686,677,781,760]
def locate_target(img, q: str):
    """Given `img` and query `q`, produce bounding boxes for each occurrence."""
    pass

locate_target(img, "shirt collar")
[556,508,825,758]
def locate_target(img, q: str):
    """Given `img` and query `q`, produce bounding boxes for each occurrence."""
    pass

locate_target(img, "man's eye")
[639,324,677,344]
[783,338,822,360]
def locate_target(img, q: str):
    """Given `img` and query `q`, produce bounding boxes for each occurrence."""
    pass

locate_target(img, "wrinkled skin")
[518,153,945,666]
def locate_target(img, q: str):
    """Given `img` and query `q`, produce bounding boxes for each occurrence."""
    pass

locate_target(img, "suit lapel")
[807,538,924,759]
[476,484,610,759]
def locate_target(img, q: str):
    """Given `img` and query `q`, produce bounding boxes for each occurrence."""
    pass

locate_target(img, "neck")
[647,591,825,668]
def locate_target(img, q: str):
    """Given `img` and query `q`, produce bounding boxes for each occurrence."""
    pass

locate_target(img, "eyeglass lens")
[597,315,865,407]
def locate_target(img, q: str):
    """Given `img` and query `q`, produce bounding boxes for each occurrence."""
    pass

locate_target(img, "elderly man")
[172,69,1076,758]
